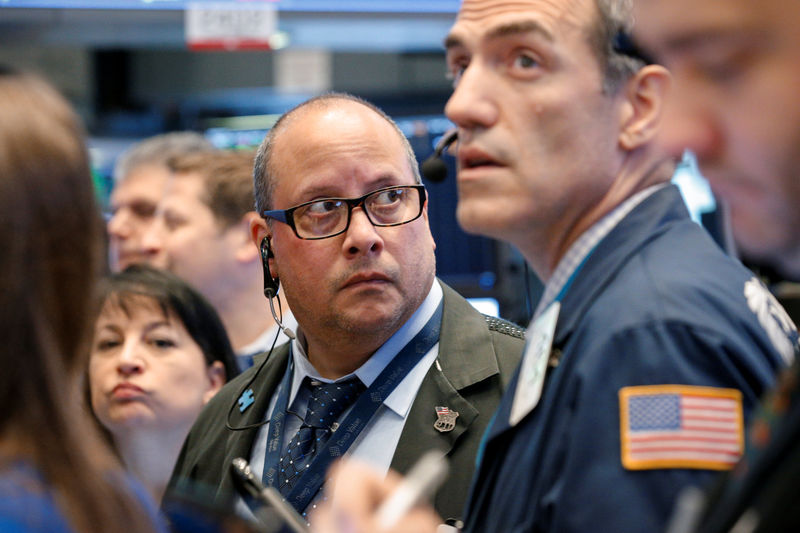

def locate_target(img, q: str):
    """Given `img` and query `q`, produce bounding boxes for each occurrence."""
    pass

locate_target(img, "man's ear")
[249,213,278,279]
[203,361,226,404]
[249,212,270,252]
[617,65,672,151]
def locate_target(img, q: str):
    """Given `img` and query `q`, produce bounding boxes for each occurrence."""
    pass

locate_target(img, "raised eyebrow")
[299,177,401,202]
[488,20,554,42]
[368,176,404,191]
[292,182,349,202]
[444,33,465,51]
[444,20,554,51]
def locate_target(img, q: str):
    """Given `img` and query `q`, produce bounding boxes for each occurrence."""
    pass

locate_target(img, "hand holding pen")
[310,451,447,533]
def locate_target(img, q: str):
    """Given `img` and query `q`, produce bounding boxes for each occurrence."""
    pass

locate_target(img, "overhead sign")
[275,49,332,92]
[185,2,278,51]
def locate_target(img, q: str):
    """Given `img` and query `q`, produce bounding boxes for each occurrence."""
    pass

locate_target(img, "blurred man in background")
[143,149,295,370]
[107,131,213,272]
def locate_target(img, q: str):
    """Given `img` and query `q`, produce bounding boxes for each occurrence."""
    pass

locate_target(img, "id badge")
[509,301,560,426]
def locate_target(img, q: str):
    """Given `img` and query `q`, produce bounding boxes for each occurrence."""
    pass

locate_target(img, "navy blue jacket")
[463,185,796,533]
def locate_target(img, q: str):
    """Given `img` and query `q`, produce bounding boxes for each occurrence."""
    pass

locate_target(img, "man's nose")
[107,208,132,240]
[341,207,384,257]
[445,60,500,132]
[140,219,166,261]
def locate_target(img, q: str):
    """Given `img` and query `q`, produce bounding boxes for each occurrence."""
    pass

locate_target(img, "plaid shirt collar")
[533,184,667,319]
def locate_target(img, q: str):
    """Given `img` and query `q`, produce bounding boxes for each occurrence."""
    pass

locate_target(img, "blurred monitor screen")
[672,150,716,224]
[467,298,500,318]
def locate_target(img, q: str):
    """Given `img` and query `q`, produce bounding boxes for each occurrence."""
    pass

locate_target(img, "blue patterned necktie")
[277,377,365,496]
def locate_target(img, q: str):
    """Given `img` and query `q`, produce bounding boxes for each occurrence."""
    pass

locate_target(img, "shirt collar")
[534,183,667,319]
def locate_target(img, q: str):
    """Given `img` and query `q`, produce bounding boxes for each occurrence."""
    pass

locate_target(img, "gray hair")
[253,92,421,213]
[113,131,214,184]
[591,0,646,94]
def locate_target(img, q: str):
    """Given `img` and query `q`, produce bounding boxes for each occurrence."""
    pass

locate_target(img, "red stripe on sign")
[187,39,273,51]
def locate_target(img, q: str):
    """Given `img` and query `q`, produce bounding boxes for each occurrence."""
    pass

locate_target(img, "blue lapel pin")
[238,388,255,413]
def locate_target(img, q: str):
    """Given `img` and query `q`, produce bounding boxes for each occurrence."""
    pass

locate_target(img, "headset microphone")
[260,237,296,340]
[420,129,458,183]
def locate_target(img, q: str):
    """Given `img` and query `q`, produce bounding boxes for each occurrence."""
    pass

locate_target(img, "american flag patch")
[619,385,744,471]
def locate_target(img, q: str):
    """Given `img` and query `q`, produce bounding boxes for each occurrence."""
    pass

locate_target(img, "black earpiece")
[260,237,280,298]
[420,129,458,183]
[613,32,655,65]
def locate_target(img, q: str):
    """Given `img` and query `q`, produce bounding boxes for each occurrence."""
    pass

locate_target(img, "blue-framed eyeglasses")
[262,185,426,240]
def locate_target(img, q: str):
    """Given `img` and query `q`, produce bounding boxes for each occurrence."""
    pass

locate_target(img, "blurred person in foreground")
[89,265,239,503]
[142,149,295,370]
[107,131,213,272]
[633,0,800,282]
[168,93,525,526]
[0,68,164,533]
[311,0,798,531]
[631,1,800,531]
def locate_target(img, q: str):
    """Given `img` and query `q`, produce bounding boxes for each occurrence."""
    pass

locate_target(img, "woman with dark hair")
[0,70,164,532]
[89,264,239,502]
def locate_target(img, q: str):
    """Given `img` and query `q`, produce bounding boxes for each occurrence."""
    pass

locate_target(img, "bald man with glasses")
[167,93,524,526]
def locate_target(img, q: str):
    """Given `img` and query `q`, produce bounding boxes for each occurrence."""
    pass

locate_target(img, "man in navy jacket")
[312,0,798,531]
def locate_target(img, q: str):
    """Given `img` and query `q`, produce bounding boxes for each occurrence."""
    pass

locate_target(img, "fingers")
[310,460,441,533]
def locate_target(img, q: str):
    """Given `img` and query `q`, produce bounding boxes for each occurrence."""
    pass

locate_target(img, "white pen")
[374,450,449,530]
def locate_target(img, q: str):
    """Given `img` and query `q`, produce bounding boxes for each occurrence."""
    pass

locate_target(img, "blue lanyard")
[537,248,596,317]
[262,301,444,512]
[555,250,592,303]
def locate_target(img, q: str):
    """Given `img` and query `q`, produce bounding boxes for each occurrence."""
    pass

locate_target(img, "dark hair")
[0,70,156,533]
[98,265,239,381]
[253,92,422,212]
[591,0,647,94]
[166,148,258,229]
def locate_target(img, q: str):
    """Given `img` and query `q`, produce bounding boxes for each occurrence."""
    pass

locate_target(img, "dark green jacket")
[168,280,524,523]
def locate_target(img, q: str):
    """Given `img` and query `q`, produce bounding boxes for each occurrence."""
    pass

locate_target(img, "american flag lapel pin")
[434,405,459,433]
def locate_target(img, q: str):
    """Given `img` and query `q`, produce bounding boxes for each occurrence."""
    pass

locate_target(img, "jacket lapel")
[217,346,291,498]
[391,281,500,474]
